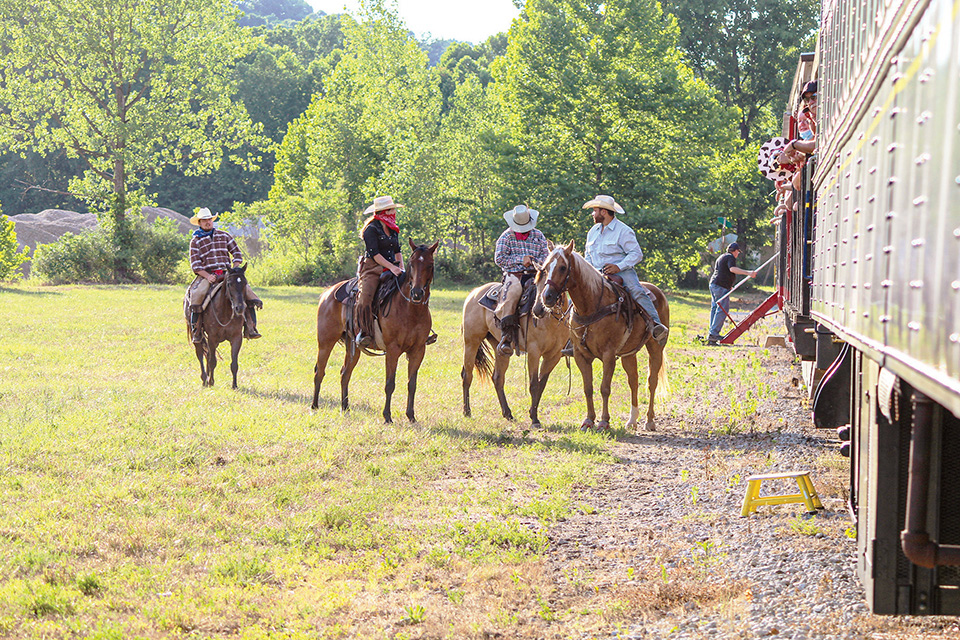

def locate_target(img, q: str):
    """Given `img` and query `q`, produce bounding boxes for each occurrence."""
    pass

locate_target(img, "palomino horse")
[185,264,249,389]
[461,279,569,428]
[312,239,438,423]
[533,241,669,431]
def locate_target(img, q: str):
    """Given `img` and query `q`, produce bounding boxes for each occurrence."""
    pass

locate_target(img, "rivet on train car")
[950,333,960,344]
[864,282,872,289]
[915,153,931,165]
[890,107,902,119]
[954,228,960,237]
[868,195,876,203]
[863,311,870,318]
[855,183,862,190]
[853,233,860,239]
[866,254,873,261]
[909,280,923,289]
[871,137,880,146]
[888,177,899,185]
[867,224,875,231]
[955,175,960,185]
[883,246,893,254]
[880,315,891,323]
[911,238,925,247]
[887,143,899,152]
[912,196,927,206]
[916,111,932,125]
[881,280,892,288]
[952,280,960,290]
[869,167,877,174]
[908,322,921,332]
[886,211,895,219]
[919,69,933,83]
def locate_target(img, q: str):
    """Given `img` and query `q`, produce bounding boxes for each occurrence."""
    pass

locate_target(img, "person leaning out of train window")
[796,80,818,141]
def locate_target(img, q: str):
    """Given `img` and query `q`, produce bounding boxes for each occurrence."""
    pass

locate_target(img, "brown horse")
[312,239,438,423]
[533,241,669,431]
[185,264,249,389]
[461,279,570,428]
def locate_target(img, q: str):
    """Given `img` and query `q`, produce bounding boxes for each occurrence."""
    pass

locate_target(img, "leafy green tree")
[0,214,30,281]
[493,0,737,282]
[0,0,268,278]
[660,0,818,145]
[237,0,314,27]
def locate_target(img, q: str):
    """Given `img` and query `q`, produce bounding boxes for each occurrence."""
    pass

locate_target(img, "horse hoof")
[580,419,594,430]
[531,421,542,430]
[597,420,610,430]
[626,420,638,431]
[645,420,657,432]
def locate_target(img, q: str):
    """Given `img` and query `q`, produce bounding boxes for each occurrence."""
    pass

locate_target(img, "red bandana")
[514,231,530,241]
[375,210,399,232]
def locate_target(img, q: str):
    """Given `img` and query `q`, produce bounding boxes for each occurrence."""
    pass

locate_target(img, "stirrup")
[245,328,262,339]
[497,338,514,357]
[652,323,669,347]
[561,339,574,357]
[355,332,374,348]
[425,332,438,345]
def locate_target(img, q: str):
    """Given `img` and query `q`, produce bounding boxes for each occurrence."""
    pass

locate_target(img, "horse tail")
[474,332,496,380]
[657,348,670,397]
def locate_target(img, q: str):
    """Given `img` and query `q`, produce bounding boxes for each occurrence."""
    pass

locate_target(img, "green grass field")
[0,282,766,638]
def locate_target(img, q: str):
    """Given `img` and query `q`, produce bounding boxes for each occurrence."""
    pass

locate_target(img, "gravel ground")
[541,344,960,639]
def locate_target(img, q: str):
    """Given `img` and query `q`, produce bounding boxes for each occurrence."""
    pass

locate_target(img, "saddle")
[183,279,226,317]
[477,278,538,318]
[569,274,656,355]
[333,271,406,353]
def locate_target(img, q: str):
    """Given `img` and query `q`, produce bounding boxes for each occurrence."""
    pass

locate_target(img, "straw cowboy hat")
[190,207,218,225]
[582,195,625,214]
[503,204,539,233]
[364,195,405,215]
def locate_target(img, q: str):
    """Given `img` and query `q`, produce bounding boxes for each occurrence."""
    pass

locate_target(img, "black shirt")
[710,253,737,289]
[362,219,401,265]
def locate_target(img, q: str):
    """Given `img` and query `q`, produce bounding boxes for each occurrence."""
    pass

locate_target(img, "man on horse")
[582,195,668,347]
[187,208,262,343]
[493,204,550,356]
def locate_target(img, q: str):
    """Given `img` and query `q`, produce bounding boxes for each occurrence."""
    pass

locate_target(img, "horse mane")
[567,248,606,304]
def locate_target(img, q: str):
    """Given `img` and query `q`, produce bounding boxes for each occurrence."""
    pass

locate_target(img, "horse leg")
[195,341,207,386]
[597,355,617,430]
[312,340,336,410]
[645,342,664,431]
[531,349,562,429]
[229,336,242,390]
[382,347,402,424]
[621,353,641,430]
[461,336,478,417]
[405,345,426,423]
[339,343,361,412]
[491,353,513,420]
[574,351,595,429]
[206,343,217,387]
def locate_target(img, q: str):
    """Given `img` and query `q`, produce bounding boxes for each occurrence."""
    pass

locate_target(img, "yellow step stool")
[740,471,823,517]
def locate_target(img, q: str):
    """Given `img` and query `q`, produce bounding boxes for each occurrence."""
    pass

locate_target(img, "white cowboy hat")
[189,207,218,225]
[364,195,405,215]
[582,195,625,214]
[503,204,539,233]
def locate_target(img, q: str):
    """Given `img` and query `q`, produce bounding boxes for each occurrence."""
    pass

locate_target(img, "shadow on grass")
[236,386,378,413]
[423,419,610,457]
[0,287,62,296]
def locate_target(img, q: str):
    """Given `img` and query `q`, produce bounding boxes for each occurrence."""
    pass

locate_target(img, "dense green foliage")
[0,0,267,278]
[32,217,188,285]
[236,0,314,26]
[0,215,29,281]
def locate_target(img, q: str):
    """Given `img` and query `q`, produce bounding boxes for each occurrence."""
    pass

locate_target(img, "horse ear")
[565,239,575,254]
[240,263,247,274]
[408,238,417,250]
[427,240,439,253]
[546,239,555,251]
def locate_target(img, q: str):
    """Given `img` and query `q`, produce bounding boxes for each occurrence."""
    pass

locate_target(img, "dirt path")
[539,345,960,639]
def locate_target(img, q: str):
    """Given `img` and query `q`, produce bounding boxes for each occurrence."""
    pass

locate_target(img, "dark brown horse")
[461,280,570,428]
[533,242,670,431]
[312,239,438,423]
[185,264,249,389]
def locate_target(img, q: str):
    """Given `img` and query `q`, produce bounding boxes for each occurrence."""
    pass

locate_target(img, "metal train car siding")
[776,0,960,615]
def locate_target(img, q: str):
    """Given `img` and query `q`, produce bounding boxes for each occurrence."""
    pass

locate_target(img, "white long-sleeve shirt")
[584,217,643,273]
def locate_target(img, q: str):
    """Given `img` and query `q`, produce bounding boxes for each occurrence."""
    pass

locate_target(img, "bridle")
[541,255,572,306]
[210,271,245,327]
[395,249,432,305]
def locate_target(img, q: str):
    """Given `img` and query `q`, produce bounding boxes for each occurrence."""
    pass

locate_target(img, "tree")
[236,0,314,27]
[0,0,268,278]
[0,214,30,281]
[660,0,818,145]
[493,0,738,281]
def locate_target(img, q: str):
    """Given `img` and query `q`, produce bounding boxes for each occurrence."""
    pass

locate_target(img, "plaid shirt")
[189,229,242,273]
[494,228,549,274]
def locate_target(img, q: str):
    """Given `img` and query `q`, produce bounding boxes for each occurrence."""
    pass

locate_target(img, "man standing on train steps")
[707,242,756,346]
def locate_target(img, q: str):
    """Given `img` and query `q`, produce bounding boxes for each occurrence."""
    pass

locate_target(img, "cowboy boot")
[652,323,669,347]
[189,307,203,344]
[244,305,262,339]
[497,315,518,357]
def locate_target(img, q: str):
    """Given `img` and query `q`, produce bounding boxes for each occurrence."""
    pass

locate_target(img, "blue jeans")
[709,283,730,341]
[620,268,661,324]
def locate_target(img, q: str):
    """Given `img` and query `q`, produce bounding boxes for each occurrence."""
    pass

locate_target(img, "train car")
[777,0,960,616]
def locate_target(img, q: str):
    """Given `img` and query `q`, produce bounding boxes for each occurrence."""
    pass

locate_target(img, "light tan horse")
[311,240,438,423]
[461,280,570,428]
[533,241,669,431]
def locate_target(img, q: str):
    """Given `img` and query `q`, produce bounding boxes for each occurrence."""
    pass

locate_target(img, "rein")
[209,277,243,328]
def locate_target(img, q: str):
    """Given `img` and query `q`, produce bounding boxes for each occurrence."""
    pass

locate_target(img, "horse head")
[406,238,438,304]
[533,240,575,318]
[225,264,248,318]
